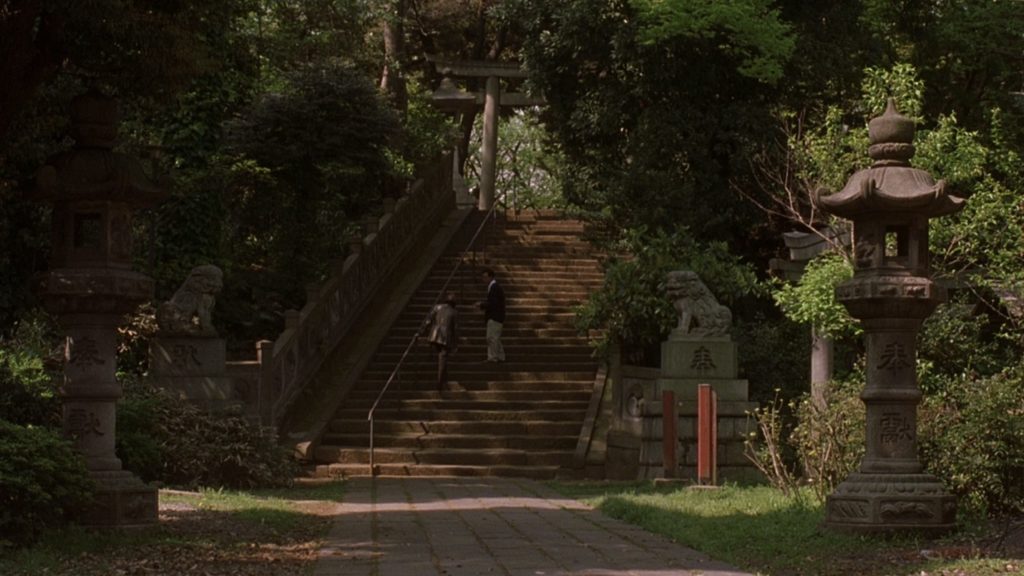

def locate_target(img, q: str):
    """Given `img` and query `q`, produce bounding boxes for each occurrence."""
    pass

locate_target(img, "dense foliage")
[0,419,94,547]
[116,381,297,490]
[920,365,1024,518]
[574,228,761,359]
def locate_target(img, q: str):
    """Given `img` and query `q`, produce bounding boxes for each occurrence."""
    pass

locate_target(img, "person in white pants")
[478,268,506,362]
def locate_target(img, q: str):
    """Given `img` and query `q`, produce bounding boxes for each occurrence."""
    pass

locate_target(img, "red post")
[697,383,717,485]
[662,389,677,478]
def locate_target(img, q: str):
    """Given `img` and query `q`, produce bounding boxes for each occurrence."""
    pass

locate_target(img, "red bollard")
[662,390,677,478]
[697,383,717,485]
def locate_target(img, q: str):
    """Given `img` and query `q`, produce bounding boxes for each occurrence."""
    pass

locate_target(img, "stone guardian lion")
[156,265,223,336]
[663,270,732,338]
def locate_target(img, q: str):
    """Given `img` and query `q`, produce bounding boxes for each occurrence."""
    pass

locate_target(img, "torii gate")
[429,57,545,211]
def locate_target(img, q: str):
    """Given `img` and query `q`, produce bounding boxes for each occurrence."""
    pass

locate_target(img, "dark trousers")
[433,343,449,389]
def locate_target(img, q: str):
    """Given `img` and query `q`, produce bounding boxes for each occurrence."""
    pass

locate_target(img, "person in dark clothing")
[477,268,506,362]
[422,292,459,391]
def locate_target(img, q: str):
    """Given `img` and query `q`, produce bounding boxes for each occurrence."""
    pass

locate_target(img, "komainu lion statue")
[664,270,732,337]
[156,265,223,336]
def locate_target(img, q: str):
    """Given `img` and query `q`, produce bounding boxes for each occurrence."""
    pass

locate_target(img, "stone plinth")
[85,471,160,527]
[150,336,240,412]
[826,473,956,534]
[645,271,758,480]
[660,336,738,382]
[606,271,761,482]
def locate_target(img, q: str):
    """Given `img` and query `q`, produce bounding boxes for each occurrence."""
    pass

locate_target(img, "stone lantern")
[31,91,165,526]
[816,100,964,534]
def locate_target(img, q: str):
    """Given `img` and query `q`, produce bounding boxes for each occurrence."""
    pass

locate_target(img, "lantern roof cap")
[816,98,965,219]
[31,92,166,207]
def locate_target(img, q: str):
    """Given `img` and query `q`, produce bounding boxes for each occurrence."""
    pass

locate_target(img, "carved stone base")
[824,472,956,535]
[150,336,241,412]
[150,336,226,377]
[661,338,737,380]
[82,470,158,527]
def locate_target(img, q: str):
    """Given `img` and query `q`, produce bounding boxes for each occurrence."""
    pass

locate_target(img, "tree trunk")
[0,2,66,146]
[379,0,408,117]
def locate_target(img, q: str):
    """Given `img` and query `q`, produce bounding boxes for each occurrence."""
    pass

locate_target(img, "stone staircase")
[312,210,604,478]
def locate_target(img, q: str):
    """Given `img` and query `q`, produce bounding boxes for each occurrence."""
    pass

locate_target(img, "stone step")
[334,407,587,422]
[405,296,592,306]
[357,368,597,380]
[391,315,584,328]
[398,309,587,320]
[351,379,593,392]
[319,432,579,450]
[316,462,563,480]
[377,328,586,339]
[344,389,591,402]
[311,211,604,478]
[375,339,591,348]
[370,346,593,357]
[340,398,589,411]
[314,446,572,467]
[328,419,582,436]
[435,259,601,270]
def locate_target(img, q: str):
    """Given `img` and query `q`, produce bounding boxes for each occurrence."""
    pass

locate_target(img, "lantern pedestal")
[815,99,965,535]
[31,92,165,527]
[826,473,956,534]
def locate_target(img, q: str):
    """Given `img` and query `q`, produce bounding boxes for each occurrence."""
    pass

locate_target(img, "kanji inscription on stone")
[170,343,201,369]
[879,412,913,445]
[691,346,716,371]
[69,336,105,366]
[67,408,104,438]
[878,342,911,370]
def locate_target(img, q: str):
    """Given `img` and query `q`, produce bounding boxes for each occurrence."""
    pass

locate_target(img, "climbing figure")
[422,291,459,391]
[478,268,506,362]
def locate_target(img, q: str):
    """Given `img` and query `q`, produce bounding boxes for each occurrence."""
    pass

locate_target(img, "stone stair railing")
[255,156,454,426]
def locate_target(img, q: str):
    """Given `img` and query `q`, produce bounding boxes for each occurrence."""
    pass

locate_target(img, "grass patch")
[0,481,346,576]
[551,481,1023,576]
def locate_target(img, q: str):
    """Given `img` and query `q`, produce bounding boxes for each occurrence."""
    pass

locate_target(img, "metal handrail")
[366,194,506,475]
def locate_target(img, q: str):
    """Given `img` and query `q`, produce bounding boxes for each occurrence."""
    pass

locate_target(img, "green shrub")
[0,313,61,427]
[917,298,1014,393]
[919,367,1024,517]
[117,382,297,489]
[744,374,865,504]
[788,376,865,503]
[735,314,809,405]
[575,227,761,357]
[0,419,94,547]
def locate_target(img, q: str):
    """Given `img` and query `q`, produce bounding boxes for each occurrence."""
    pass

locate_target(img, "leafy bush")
[0,419,94,547]
[117,382,296,489]
[919,367,1024,518]
[743,391,802,500]
[0,313,61,427]
[918,298,1014,392]
[116,303,159,377]
[735,313,809,405]
[576,227,761,357]
[772,250,859,340]
[744,374,864,504]
[788,376,865,503]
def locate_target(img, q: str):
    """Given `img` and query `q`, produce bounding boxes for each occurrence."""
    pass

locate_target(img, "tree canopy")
[1,0,1023,352]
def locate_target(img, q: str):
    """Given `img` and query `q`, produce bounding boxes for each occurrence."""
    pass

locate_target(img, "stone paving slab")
[314,477,752,576]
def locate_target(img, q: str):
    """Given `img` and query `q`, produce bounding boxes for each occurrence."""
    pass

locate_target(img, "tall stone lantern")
[30,91,165,526]
[816,100,964,534]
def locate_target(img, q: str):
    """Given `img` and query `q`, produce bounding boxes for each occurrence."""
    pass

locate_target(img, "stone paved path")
[314,477,752,576]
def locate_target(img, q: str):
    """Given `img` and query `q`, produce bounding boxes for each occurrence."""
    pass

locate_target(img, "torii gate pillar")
[479,75,500,211]
[428,57,543,212]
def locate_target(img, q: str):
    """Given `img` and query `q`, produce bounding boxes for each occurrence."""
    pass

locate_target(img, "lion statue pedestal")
[640,271,758,480]
[149,265,241,413]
